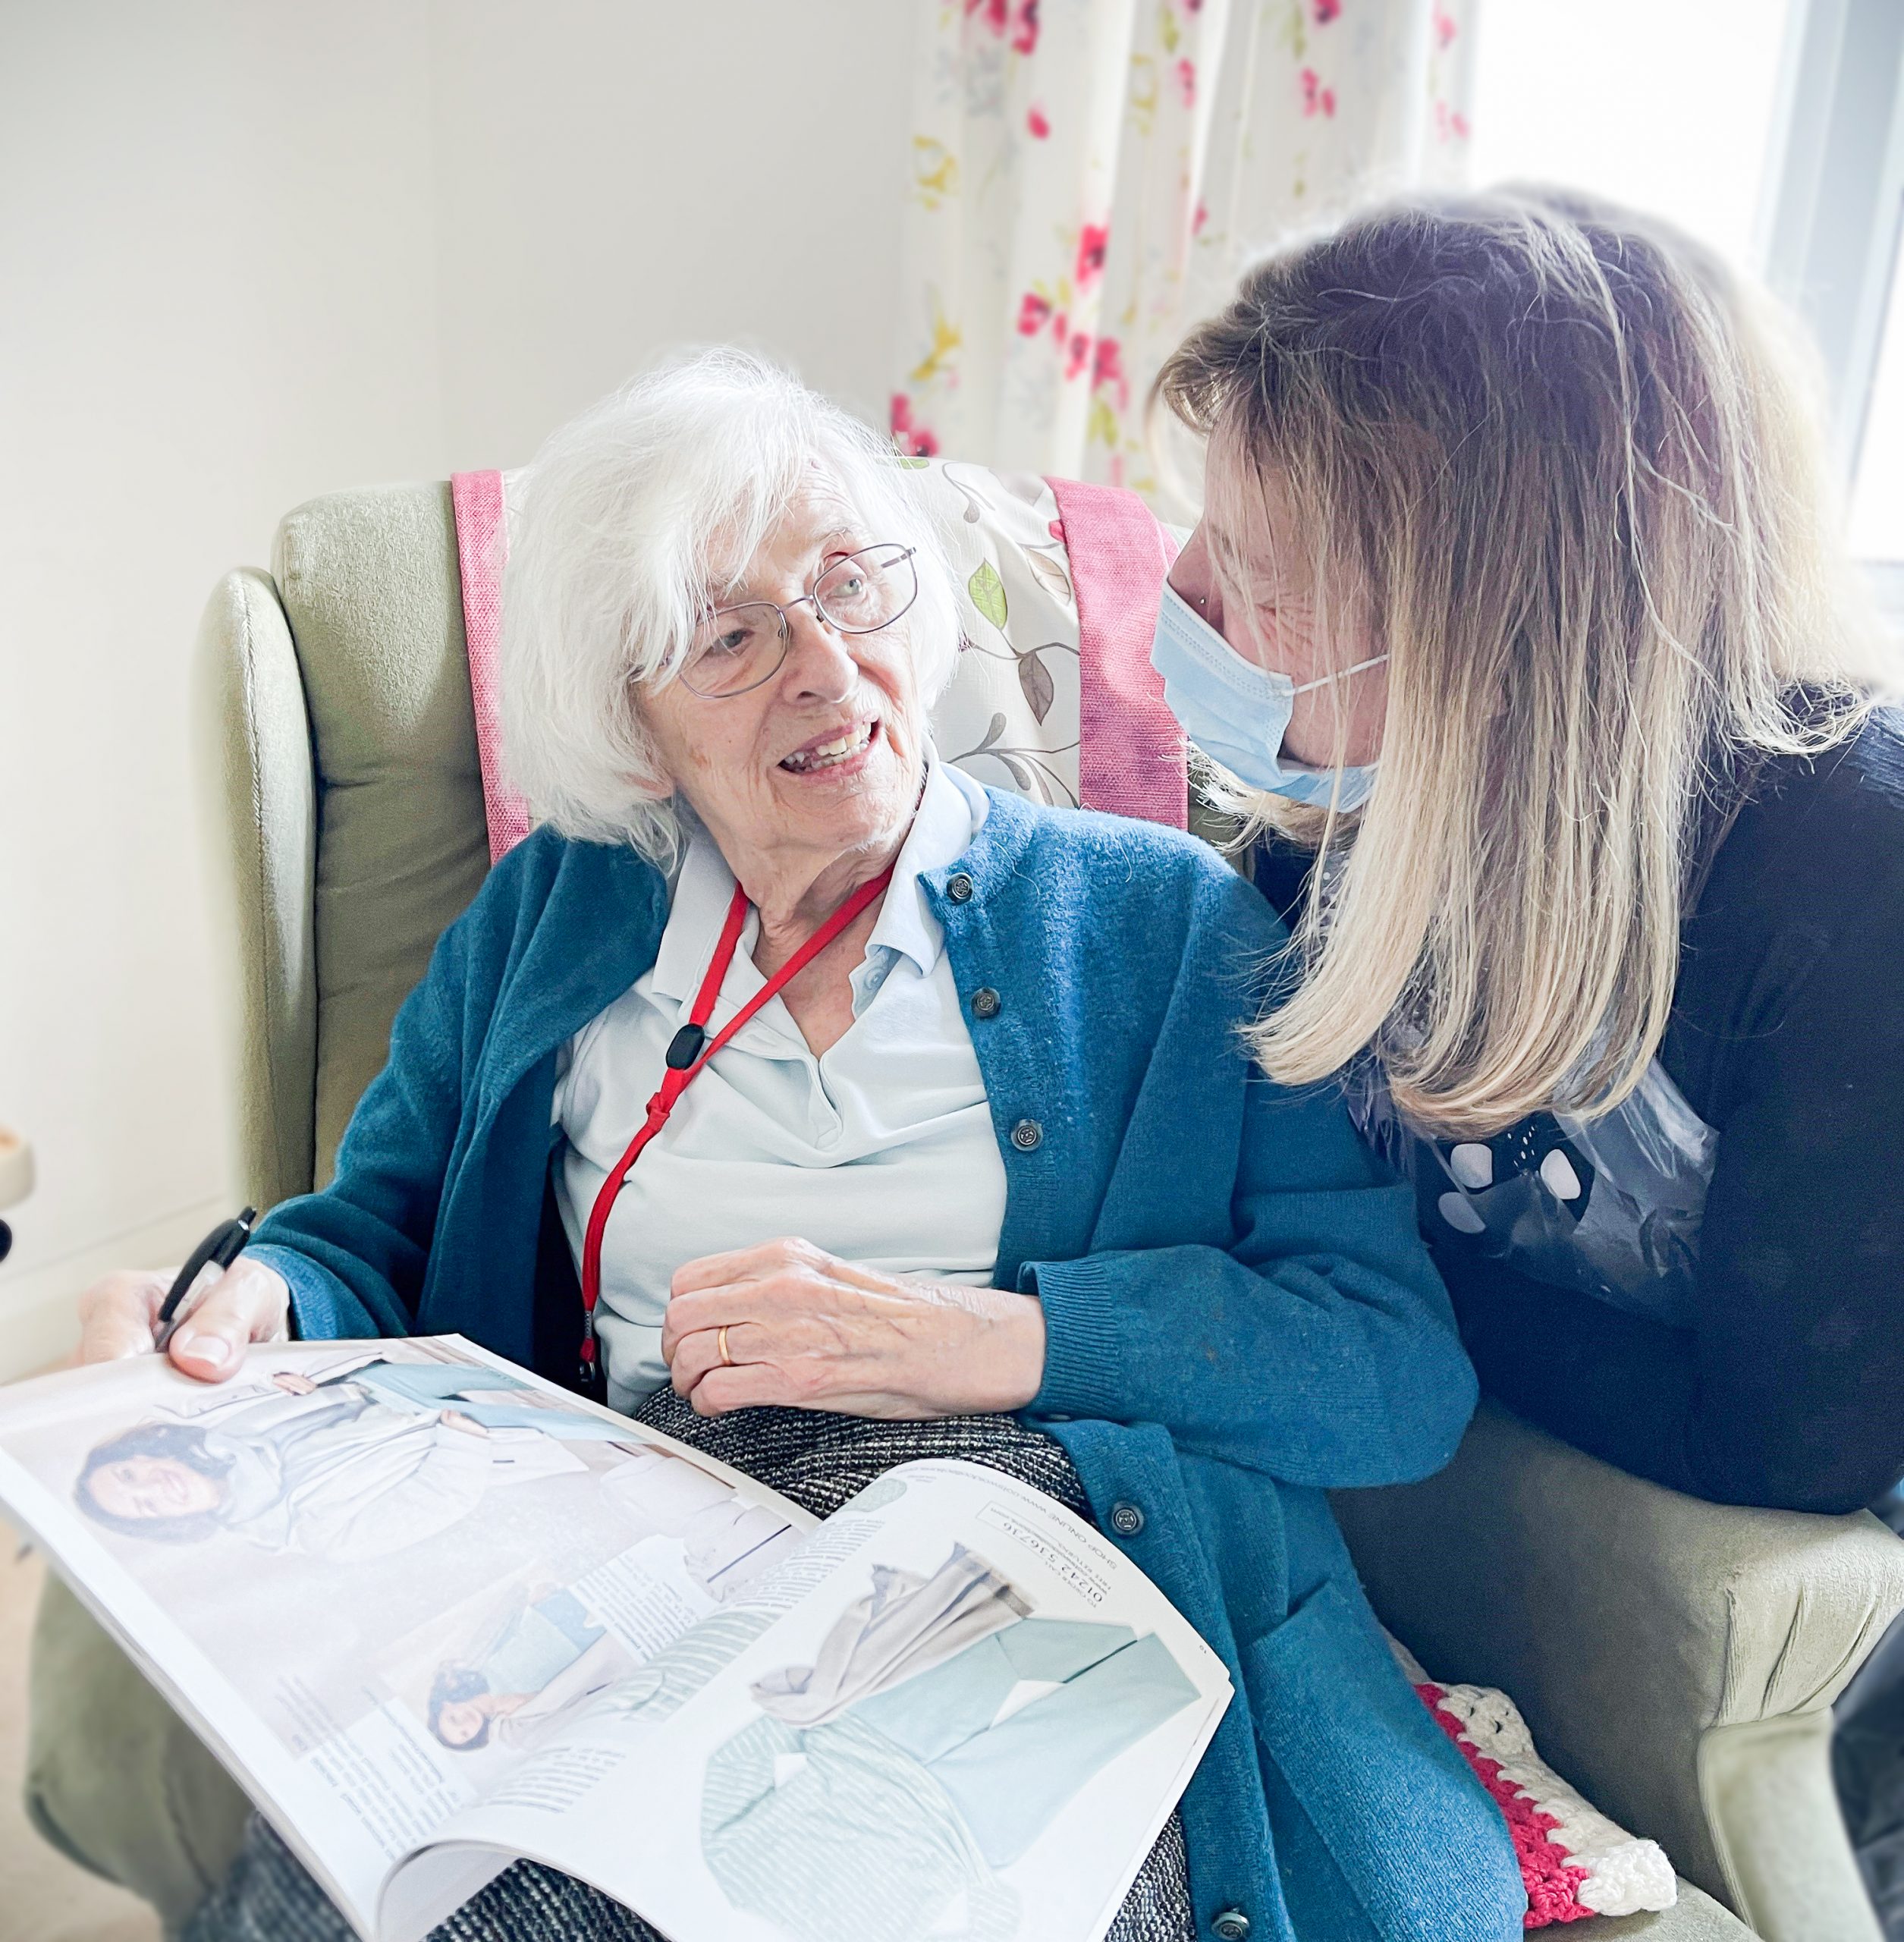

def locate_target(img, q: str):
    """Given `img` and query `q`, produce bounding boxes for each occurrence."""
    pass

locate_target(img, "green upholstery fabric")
[1334,1406,1904,1940]
[193,567,318,1213]
[26,1575,250,1936]
[1595,1885,1762,1940]
[269,484,489,1185]
[1698,1712,1884,1942]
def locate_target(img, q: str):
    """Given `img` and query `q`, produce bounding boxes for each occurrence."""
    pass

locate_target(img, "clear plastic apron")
[1346,1055,1720,1329]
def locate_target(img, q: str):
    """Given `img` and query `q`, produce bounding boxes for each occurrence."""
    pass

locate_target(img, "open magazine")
[0,1336,1230,1942]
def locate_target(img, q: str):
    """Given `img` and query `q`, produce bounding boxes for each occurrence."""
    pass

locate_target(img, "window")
[1469,0,1793,271]
[1471,0,1904,595]
[1849,279,1904,564]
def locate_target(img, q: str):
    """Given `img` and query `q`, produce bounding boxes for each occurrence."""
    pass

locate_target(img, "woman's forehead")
[716,480,868,595]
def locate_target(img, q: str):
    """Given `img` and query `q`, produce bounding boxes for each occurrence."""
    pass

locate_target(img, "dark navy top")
[1254,711,1904,1515]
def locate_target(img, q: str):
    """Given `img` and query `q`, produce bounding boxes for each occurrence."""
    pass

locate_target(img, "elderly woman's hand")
[661,1237,1047,1419]
[74,1259,292,1381]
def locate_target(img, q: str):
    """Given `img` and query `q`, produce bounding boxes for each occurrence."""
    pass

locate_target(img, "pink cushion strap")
[1044,476,1186,830]
[450,470,531,863]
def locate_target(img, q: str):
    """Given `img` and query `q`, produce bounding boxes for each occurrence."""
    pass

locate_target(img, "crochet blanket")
[1389,1636,1677,1925]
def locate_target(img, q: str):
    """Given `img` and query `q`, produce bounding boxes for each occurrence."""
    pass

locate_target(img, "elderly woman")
[61,354,1522,1942]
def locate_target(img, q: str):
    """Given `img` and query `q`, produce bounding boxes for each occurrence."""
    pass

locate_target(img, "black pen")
[152,1207,257,1353]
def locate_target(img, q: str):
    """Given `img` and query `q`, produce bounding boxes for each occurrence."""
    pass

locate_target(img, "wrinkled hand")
[74,1259,292,1384]
[661,1237,1046,1420]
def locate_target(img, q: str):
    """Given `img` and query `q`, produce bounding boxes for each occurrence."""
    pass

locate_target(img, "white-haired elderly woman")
[61,354,1525,1942]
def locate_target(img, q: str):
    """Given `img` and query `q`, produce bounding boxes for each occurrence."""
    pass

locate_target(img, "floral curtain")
[891,0,1479,502]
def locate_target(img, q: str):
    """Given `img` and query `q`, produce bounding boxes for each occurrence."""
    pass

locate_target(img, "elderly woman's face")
[643,479,926,880]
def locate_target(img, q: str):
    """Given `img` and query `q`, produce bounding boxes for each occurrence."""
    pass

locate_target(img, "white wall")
[0,0,450,1374]
[424,0,915,467]
[0,0,916,1376]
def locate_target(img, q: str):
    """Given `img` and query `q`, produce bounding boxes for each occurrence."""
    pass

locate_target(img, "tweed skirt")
[184,1394,1197,1942]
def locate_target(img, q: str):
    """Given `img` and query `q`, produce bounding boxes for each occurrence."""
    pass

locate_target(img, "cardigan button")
[1212,1911,1250,1942]
[1010,1118,1043,1152]
[1109,1500,1145,1537]
[971,986,1001,1020]
[947,872,975,903]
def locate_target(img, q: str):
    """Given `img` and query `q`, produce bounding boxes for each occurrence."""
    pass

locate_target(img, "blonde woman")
[1149,188,1904,1523]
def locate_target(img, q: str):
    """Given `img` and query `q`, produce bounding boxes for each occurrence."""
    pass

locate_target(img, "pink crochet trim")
[450,470,531,863]
[1418,1683,1594,1928]
[1045,476,1187,829]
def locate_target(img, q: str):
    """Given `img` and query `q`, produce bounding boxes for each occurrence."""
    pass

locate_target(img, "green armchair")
[29,476,1904,1942]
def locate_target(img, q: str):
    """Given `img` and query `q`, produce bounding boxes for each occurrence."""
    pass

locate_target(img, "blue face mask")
[1150,581,1386,810]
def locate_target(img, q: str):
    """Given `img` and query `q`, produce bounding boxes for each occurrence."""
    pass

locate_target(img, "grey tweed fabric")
[184,1397,1197,1942]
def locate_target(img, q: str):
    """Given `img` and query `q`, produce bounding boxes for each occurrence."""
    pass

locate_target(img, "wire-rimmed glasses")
[679,544,920,698]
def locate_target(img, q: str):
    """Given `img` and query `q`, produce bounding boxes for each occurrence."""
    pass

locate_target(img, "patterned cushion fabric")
[903,459,1086,810]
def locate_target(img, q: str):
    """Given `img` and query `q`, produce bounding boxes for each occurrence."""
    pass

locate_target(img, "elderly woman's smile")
[777,718,878,775]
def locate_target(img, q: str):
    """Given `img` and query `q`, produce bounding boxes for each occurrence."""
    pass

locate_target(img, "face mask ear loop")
[1290,651,1390,697]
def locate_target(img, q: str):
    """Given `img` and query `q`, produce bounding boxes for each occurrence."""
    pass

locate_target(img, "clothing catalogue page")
[0,1337,1230,1942]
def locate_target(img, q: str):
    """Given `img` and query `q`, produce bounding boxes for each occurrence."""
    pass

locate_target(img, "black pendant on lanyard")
[575,865,895,1392]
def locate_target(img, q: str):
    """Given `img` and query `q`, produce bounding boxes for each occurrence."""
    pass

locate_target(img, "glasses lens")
[683,604,784,695]
[816,545,916,633]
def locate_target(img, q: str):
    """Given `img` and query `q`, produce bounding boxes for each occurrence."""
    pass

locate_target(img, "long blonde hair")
[1157,188,1899,1138]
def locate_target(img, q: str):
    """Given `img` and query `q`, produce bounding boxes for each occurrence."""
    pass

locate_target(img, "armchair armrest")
[192,567,318,1211]
[1333,1403,1904,1942]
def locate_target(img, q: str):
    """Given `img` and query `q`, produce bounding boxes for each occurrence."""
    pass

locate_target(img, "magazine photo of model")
[702,1544,1201,1942]
[0,1336,813,1919]
[71,1354,630,1561]
[397,1462,1227,1942]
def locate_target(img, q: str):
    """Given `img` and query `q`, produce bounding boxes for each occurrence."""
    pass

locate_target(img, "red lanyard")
[575,865,896,1387]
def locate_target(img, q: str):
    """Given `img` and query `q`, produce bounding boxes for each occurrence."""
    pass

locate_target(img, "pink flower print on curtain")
[1300,68,1337,118]
[966,0,1041,55]
[890,394,939,459]
[1092,337,1128,412]
[893,0,1480,495]
[1075,222,1111,287]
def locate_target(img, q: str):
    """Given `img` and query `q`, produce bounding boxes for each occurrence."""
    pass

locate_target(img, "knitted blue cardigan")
[250,789,1524,1942]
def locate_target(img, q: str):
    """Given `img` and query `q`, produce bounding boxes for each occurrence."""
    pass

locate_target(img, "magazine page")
[0,1337,813,1939]
[382,1456,1231,1942]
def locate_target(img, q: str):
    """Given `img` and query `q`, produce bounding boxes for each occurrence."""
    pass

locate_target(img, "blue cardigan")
[250,789,1524,1942]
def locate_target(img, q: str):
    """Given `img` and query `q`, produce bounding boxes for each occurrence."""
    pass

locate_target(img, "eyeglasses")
[680,544,920,698]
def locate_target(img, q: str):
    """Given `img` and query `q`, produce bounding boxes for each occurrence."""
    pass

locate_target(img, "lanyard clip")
[665,1022,706,1070]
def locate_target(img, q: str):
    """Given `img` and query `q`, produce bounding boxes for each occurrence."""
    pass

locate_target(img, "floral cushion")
[910,457,1086,809]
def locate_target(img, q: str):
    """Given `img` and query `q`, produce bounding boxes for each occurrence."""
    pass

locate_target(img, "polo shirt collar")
[648,753,990,1008]
[863,755,989,979]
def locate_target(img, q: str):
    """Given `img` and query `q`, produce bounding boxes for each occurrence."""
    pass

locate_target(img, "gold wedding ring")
[718,1325,733,1367]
